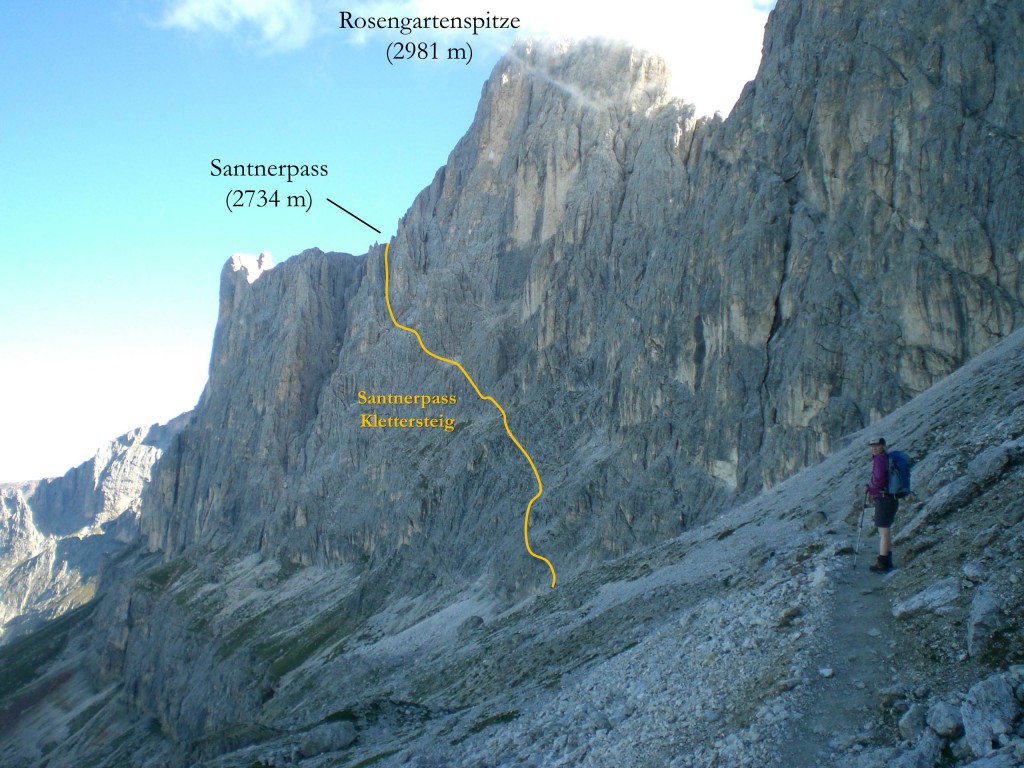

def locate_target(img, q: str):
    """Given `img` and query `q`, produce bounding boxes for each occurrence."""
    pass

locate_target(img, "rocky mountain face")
[1,0,1022,764]
[0,419,184,643]
[145,0,1023,593]
[2,310,1022,768]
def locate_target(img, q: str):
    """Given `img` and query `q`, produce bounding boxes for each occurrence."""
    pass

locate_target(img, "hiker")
[864,437,897,572]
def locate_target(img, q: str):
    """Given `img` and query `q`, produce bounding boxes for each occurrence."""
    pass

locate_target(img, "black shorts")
[874,496,898,528]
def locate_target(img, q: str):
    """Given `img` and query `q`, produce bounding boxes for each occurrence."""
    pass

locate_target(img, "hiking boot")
[869,554,894,573]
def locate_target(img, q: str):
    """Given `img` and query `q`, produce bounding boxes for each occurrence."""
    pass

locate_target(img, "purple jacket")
[867,452,889,499]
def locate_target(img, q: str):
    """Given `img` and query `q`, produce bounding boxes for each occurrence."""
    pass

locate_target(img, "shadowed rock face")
[2,0,1023,763]
[0,418,184,642]
[145,2,1022,598]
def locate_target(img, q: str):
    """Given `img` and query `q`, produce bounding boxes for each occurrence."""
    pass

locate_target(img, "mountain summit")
[1,0,1023,765]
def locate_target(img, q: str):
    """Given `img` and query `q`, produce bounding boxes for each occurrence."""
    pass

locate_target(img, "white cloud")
[161,0,773,114]
[162,0,318,50]
[499,0,772,115]
[353,0,774,115]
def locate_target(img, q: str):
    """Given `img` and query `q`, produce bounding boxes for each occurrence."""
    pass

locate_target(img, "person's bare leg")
[870,526,893,571]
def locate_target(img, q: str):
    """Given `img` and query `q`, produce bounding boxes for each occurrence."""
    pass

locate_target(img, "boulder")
[458,615,486,638]
[962,675,1019,757]
[892,579,960,619]
[967,587,1003,658]
[896,477,976,543]
[899,702,927,741]
[298,722,357,759]
[926,700,964,738]
[890,731,943,768]
[966,445,1012,487]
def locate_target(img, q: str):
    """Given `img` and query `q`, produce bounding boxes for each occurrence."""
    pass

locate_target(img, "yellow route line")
[382,242,557,588]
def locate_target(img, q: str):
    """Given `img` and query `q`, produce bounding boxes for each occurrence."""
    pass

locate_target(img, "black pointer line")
[326,198,381,234]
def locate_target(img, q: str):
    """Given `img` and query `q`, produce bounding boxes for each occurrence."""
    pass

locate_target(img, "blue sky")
[0,1,773,482]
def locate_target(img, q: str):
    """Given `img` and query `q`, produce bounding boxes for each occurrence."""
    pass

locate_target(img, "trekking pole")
[854,493,868,566]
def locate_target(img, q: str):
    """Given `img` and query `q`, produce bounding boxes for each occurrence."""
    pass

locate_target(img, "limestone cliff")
[0,418,184,642]
[1,0,1022,764]
[147,2,1023,595]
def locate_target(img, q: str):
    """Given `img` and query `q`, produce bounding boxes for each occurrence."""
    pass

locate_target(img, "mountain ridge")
[1,0,1022,763]
[0,417,186,643]
[2,302,1021,767]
